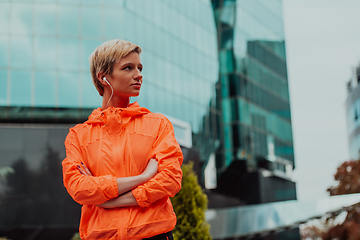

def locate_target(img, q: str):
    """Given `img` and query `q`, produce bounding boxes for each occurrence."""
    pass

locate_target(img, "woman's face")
[105,52,143,98]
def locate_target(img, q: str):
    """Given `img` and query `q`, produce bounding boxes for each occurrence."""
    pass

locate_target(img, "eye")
[138,66,143,72]
[123,66,131,70]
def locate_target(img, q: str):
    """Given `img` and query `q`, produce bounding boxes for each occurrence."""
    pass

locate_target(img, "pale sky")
[282,0,360,200]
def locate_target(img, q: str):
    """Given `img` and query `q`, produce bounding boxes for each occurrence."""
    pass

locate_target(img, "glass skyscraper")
[212,0,296,206]
[213,0,293,172]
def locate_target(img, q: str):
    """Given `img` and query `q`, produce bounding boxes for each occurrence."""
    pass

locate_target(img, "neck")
[102,92,130,109]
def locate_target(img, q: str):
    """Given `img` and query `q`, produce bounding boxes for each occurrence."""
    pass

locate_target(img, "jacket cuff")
[132,187,150,208]
[104,175,119,199]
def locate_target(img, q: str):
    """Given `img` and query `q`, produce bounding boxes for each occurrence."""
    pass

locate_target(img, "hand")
[141,158,158,180]
[77,162,93,176]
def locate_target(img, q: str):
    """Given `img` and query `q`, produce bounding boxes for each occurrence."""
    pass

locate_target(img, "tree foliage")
[321,159,360,240]
[300,160,360,240]
[171,161,212,240]
[327,160,360,196]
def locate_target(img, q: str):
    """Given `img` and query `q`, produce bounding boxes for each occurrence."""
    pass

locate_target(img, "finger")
[81,162,93,176]
[77,165,87,175]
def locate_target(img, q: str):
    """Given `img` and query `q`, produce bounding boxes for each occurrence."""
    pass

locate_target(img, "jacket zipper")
[114,109,125,239]
[120,109,123,123]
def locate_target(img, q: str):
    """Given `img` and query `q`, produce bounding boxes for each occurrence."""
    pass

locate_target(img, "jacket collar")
[85,101,151,125]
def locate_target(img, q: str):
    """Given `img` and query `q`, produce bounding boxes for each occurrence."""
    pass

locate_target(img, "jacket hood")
[85,101,151,125]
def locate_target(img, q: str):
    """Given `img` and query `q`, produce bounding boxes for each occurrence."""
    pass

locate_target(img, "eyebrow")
[121,62,143,68]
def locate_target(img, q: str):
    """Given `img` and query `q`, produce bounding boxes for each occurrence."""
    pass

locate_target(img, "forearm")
[63,162,119,205]
[98,191,138,208]
[132,162,182,207]
[116,174,148,196]
[116,158,158,196]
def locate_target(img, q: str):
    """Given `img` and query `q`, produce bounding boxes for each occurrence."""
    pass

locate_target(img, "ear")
[97,72,107,85]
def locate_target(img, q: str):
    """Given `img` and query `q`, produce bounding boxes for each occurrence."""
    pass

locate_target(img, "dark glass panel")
[0,125,81,230]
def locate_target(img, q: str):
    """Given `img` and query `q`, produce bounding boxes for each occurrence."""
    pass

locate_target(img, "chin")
[132,91,141,97]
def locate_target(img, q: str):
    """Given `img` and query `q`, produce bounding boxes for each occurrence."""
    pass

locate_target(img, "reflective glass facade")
[0,0,299,239]
[0,125,81,234]
[213,0,294,171]
[0,0,219,139]
[0,0,220,237]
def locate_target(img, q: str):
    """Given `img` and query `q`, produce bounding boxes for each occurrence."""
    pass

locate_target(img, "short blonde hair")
[89,39,142,96]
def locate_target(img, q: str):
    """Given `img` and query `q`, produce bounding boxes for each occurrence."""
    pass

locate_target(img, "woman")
[62,39,183,240]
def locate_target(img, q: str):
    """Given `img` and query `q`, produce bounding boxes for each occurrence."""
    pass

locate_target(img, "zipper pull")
[120,109,123,123]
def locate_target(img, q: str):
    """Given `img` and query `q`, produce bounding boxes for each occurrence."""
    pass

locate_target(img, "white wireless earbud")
[102,77,114,109]
[103,77,110,85]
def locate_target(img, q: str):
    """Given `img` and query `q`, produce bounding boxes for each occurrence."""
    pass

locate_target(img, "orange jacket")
[62,102,183,240]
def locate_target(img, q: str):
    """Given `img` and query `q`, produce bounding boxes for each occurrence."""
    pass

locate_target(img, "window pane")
[34,37,56,69]
[103,0,123,6]
[59,6,79,36]
[58,72,79,107]
[81,39,102,69]
[10,71,32,106]
[35,4,56,35]
[58,0,79,4]
[35,71,56,107]
[104,8,125,39]
[0,36,8,67]
[0,70,7,106]
[0,2,10,34]
[82,72,101,108]
[35,0,56,2]
[58,38,79,70]
[142,22,156,55]
[123,10,135,42]
[11,36,32,69]
[81,7,101,37]
[11,3,33,35]
[141,52,155,84]
[80,0,101,5]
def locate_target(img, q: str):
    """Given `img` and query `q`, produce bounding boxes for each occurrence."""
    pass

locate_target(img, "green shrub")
[70,232,81,240]
[171,161,212,240]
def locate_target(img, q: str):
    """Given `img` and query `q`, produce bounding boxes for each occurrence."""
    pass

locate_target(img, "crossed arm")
[63,118,182,209]
[77,159,158,208]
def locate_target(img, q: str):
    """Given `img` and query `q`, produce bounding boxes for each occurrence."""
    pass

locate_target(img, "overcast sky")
[282,0,360,200]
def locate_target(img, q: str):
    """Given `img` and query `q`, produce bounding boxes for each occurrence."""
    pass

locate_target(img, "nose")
[134,69,142,82]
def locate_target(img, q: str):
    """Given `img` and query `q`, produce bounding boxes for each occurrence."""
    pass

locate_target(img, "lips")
[132,83,141,88]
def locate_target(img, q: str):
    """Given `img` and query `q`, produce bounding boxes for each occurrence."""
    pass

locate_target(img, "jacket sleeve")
[132,117,183,207]
[62,128,119,205]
